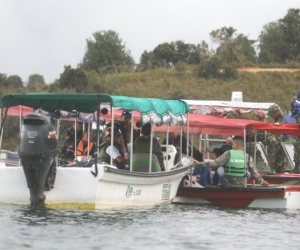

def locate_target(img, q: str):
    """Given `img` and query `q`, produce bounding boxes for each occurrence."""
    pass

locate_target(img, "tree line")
[0,8,299,95]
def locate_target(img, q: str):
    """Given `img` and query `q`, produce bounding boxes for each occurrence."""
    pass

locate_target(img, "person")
[245,128,264,157]
[245,128,266,171]
[162,132,203,162]
[245,129,265,143]
[62,122,84,161]
[75,130,95,157]
[221,136,233,151]
[98,127,128,169]
[211,147,225,160]
[290,92,300,173]
[132,123,165,171]
[100,110,139,151]
[265,104,290,173]
[193,147,224,187]
[211,147,225,185]
[63,122,83,149]
[193,136,269,188]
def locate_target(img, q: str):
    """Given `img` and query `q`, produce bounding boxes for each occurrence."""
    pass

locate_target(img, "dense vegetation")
[0,8,300,150]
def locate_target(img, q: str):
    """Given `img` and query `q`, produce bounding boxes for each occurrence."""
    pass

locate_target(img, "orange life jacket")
[75,140,94,156]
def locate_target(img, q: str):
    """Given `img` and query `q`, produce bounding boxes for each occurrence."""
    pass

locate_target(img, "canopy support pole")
[129,113,134,171]
[110,107,114,166]
[149,124,154,173]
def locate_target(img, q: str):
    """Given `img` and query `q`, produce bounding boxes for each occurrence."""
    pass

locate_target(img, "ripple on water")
[1,203,300,250]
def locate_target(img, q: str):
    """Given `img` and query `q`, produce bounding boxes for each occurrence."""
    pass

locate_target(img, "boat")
[174,184,300,209]
[184,106,300,184]
[172,113,300,209]
[0,94,194,209]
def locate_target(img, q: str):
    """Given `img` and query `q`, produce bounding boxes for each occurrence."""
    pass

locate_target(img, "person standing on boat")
[120,109,140,151]
[193,136,269,188]
[265,104,290,173]
[290,92,300,173]
[132,123,165,171]
[98,127,128,169]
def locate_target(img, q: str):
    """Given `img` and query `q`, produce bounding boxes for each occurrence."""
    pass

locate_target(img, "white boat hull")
[0,158,193,209]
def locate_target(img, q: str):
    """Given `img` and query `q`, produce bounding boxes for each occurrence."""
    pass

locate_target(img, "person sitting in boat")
[75,131,95,157]
[190,147,224,187]
[211,147,225,185]
[98,127,128,169]
[162,132,203,162]
[221,136,233,151]
[193,136,269,188]
[99,110,139,152]
[63,121,84,149]
[132,123,165,171]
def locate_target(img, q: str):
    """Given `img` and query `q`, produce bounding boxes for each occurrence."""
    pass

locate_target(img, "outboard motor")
[19,113,58,208]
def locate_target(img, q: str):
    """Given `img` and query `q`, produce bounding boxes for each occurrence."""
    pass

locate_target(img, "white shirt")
[106,145,121,166]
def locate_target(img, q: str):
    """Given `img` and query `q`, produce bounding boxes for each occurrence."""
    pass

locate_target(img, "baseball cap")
[121,110,132,118]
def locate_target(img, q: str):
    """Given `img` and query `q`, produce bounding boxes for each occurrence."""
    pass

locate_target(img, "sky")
[0,0,299,84]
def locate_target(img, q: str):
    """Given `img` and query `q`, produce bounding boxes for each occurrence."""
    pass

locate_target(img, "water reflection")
[1,203,300,250]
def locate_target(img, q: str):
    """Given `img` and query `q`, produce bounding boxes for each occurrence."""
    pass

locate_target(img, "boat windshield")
[245,142,273,173]
[281,142,295,170]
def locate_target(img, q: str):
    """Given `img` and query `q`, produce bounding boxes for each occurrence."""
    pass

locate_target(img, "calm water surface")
[0,203,299,250]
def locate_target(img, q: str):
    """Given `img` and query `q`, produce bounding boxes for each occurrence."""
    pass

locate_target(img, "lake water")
[1,203,300,250]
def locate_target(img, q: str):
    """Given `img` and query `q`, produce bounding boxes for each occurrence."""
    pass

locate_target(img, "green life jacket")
[98,141,125,169]
[225,150,246,177]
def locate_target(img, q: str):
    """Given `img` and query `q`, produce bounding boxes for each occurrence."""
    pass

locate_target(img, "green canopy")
[0,93,190,119]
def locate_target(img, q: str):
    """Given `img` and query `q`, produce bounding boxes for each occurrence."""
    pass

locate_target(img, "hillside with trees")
[0,8,300,150]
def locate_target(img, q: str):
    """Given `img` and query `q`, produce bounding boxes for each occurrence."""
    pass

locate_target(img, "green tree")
[141,40,208,68]
[139,50,154,70]
[0,73,7,86]
[279,8,300,61]
[258,22,286,63]
[210,26,256,64]
[59,66,89,93]
[198,55,222,78]
[27,74,46,88]
[79,30,134,73]
[153,42,175,67]
[4,75,23,88]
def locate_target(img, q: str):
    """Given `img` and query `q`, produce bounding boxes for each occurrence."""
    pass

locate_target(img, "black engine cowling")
[19,113,58,208]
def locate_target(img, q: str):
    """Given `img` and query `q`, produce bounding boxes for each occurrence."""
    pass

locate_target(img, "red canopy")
[4,106,300,136]
[187,114,300,136]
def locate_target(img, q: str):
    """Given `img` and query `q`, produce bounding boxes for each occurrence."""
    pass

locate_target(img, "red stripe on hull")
[285,186,300,192]
[176,186,286,208]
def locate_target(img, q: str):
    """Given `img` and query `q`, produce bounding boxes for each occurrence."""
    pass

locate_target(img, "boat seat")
[161,145,178,171]
[131,153,161,172]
